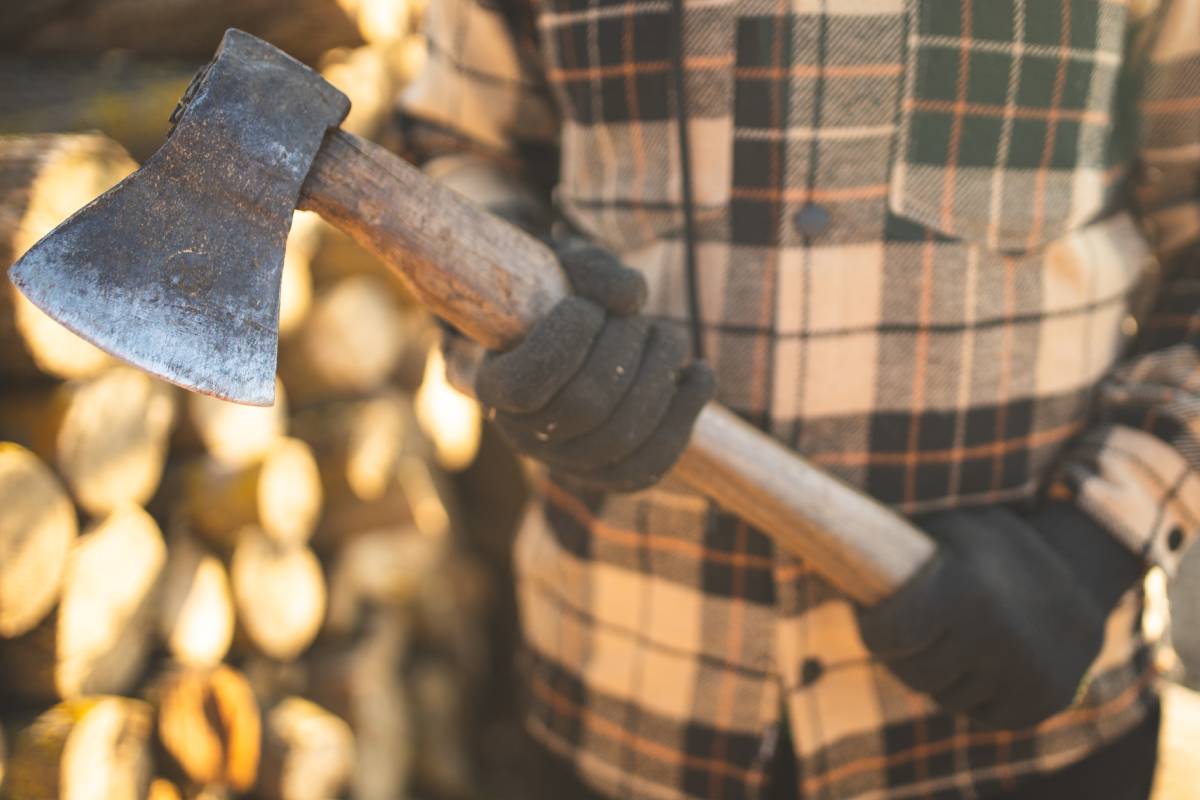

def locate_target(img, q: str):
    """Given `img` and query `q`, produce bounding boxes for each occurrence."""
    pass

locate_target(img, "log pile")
[0,4,533,797]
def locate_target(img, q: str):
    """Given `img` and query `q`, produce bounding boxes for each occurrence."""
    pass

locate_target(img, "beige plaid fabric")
[401,0,1200,797]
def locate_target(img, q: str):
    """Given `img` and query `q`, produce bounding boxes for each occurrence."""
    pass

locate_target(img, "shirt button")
[799,657,824,687]
[793,204,831,237]
[1121,314,1139,338]
[1167,526,1186,551]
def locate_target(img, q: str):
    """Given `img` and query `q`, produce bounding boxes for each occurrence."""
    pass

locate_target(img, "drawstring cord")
[668,0,705,361]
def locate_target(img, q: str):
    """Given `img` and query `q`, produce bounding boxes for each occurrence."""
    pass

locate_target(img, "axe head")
[9,29,349,405]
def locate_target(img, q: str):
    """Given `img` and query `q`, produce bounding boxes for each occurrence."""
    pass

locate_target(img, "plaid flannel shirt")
[400,0,1200,797]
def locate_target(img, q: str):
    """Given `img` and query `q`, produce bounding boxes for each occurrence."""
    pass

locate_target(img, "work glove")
[855,503,1143,730]
[474,236,715,492]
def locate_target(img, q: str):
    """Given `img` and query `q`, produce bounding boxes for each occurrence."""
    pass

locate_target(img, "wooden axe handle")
[299,129,936,605]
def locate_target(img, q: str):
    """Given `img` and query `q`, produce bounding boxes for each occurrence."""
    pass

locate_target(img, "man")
[399,0,1200,797]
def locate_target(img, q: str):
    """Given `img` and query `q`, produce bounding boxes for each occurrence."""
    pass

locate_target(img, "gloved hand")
[855,503,1143,730]
[475,236,715,492]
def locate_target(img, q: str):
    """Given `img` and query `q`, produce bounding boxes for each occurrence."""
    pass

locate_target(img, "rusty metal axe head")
[9,29,349,405]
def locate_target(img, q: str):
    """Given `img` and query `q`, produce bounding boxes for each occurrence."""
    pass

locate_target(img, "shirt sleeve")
[1055,0,1200,575]
[397,0,559,169]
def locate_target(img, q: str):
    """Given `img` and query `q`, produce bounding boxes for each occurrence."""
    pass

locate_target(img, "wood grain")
[299,129,936,605]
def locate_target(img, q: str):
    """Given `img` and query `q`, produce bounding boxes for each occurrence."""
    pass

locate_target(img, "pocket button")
[793,204,831,237]
[1121,315,1139,338]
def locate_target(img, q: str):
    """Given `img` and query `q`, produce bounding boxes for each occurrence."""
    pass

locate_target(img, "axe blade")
[9,29,348,405]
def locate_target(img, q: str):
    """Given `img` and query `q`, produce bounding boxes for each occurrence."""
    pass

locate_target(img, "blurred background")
[0,2,544,798]
[0,1,1198,798]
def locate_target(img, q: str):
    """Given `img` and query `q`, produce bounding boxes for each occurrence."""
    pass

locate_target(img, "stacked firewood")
[0,3,516,798]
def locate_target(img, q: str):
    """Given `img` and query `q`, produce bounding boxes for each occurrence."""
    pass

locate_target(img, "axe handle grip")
[300,129,937,605]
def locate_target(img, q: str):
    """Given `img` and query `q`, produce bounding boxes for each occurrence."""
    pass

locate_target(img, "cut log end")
[258,437,323,546]
[184,437,322,549]
[279,275,406,403]
[3,696,153,800]
[157,529,235,668]
[54,367,177,515]
[1,134,137,381]
[231,529,326,661]
[187,378,287,468]
[0,504,166,703]
[154,664,261,793]
[257,696,355,800]
[0,442,76,637]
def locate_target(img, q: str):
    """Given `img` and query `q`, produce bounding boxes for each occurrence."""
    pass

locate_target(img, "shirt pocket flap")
[890,0,1131,252]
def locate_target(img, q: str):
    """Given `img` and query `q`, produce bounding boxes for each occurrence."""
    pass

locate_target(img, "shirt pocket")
[889,0,1131,252]
[536,0,677,252]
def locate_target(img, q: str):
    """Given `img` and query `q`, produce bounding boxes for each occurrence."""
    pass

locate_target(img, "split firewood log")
[334,0,411,44]
[325,526,446,636]
[2,696,153,800]
[0,133,135,380]
[0,443,75,637]
[278,275,406,404]
[230,529,326,661]
[291,390,423,506]
[309,419,453,551]
[256,697,355,800]
[313,455,453,554]
[410,660,475,800]
[151,665,261,794]
[415,346,482,472]
[279,211,320,337]
[307,222,410,302]
[181,437,322,549]
[185,378,288,468]
[0,367,177,516]
[157,529,235,669]
[306,613,412,800]
[0,505,165,703]
[319,45,395,139]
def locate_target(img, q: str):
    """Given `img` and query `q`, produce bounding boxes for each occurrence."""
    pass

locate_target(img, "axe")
[10,30,935,605]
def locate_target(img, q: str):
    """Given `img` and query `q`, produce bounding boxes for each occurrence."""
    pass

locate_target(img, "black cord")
[668,0,705,361]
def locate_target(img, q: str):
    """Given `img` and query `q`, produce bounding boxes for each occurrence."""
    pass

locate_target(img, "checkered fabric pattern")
[400,0,1200,797]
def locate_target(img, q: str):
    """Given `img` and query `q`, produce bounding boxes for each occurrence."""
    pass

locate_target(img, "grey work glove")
[475,236,715,492]
[855,503,1143,730]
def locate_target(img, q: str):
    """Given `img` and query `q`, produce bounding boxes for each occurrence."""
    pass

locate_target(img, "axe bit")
[9,29,935,605]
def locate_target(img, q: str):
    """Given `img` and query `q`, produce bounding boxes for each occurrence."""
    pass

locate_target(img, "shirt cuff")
[1055,424,1200,576]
